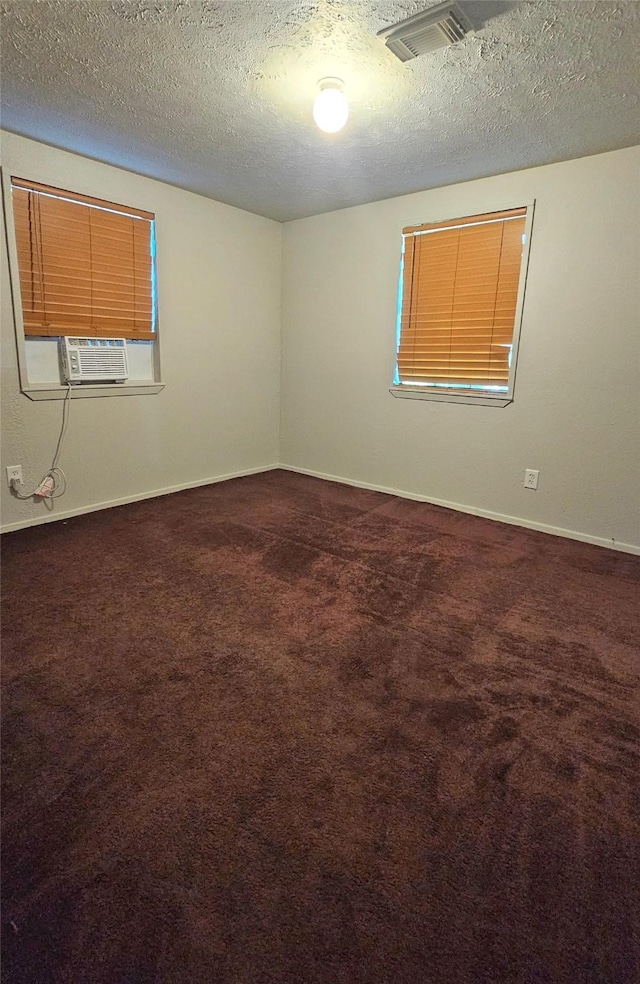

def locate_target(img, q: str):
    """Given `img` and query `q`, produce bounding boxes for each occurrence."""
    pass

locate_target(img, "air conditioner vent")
[378,2,472,62]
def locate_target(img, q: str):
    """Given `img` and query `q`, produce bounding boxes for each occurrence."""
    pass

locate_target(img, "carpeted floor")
[2,469,639,984]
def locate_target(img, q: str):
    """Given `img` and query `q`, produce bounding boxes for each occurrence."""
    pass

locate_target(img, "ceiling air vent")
[378,2,473,62]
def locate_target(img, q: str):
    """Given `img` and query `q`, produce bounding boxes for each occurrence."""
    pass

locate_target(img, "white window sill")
[389,386,512,408]
[23,382,165,401]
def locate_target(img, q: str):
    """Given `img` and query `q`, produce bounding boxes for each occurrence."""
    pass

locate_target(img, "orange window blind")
[397,207,528,389]
[11,177,155,341]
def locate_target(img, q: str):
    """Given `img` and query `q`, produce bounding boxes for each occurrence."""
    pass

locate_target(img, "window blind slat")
[398,373,510,382]
[397,373,510,380]
[397,342,513,351]
[24,324,155,341]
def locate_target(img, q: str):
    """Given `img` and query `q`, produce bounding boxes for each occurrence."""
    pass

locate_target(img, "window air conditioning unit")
[59,336,129,384]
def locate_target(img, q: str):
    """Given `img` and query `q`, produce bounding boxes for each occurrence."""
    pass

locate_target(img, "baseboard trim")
[278,464,640,556]
[4,461,638,555]
[0,464,278,534]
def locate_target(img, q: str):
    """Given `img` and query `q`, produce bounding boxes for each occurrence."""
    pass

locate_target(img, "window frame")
[1,167,164,400]
[389,199,535,408]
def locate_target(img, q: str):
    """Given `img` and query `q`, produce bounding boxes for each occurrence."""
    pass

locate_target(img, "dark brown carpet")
[2,469,639,984]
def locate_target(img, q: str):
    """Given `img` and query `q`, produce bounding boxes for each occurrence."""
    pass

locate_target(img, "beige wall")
[281,147,640,551]
[1,132,282,530]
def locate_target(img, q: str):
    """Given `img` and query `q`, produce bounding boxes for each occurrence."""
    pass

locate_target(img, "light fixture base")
[317,77,344,91]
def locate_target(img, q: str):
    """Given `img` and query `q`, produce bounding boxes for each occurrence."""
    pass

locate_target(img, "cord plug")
[34,476,55,498]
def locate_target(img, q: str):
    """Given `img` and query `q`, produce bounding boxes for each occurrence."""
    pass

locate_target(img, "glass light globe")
[313,82,349,134]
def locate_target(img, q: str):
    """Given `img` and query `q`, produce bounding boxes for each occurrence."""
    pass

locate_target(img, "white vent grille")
[60,337,129,383]
[78,350,128,375]
[378,2,472,62]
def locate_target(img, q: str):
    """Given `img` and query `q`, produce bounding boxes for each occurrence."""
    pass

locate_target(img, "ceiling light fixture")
[313,78,349,134]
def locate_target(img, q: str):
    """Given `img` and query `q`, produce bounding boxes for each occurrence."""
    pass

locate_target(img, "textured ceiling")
[1,0,639,221]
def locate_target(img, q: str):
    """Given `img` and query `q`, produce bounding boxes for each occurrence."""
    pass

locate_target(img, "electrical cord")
[10,384,72,500]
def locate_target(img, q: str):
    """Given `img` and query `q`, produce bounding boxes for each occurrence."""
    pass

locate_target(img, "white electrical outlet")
[524,469,539,490]
[6,465,23,485]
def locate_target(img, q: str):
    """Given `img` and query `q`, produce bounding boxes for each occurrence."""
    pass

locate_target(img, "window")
[391,204,534,406]
[10,177,155,340]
